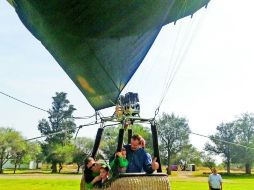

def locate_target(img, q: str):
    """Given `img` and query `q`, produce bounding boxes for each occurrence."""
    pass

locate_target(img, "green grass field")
[169,171,254,190]
[0,173,80,190]
[1,170,254,190]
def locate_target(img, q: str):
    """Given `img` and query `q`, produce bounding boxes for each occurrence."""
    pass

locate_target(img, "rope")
[156,123,254,150]
[0,90,95,120]
[0,90,49,113]
[155,2,208,118]
[25,121,101,141]
[123,0,177,95]
[190,131,254,150]
[153,1,188,118]
[160,2,187,99]
[74,126,82,139]
[72,114,96,120]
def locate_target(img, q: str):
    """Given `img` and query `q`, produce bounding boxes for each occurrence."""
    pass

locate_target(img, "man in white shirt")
[208,168,222,190]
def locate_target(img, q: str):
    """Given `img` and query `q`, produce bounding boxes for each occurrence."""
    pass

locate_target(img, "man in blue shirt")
[123,134,159,173]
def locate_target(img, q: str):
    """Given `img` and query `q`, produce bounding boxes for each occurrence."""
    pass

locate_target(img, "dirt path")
[169,171,208,182]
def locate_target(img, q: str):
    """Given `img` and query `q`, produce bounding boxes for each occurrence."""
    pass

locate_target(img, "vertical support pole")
[95,111,98,123]
[128,129,132,144]
[151,121,162,172]
[91,127,104,158]
[112,128,125,177]
[116,128,125,152]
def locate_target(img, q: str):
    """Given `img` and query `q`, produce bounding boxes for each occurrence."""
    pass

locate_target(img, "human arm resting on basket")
[144,153,159,174]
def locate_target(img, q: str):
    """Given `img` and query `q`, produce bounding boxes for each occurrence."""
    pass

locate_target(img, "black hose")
[128,129,132,144]
[91,128,104,158]
[151,122,162,172]
[116,128,125,152]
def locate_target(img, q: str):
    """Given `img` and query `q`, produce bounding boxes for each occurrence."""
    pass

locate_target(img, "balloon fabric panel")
[9,0,210,110]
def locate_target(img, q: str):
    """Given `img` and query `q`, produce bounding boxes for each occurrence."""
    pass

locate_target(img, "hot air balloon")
[7,0,209,111]
[7,0,210,189]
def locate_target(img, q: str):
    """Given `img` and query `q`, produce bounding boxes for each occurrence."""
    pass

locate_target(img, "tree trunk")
[77,164,80,174]
[0,162,3,174]
[226,149,230,174]
[226,160,230,174]
[245,163,251,174]
[0,153,4,174]
[167,150,171,175]
[51,162,57,173]
[36,161,39,169]
[58,163,63,173]
[14,161,17,174]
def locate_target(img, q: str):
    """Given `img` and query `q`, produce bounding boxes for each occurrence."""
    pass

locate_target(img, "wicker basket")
[92,173,170,190]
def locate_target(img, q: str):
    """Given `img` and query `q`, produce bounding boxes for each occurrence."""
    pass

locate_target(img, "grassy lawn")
[0,174,81,190]
[169,171,254,190]
[1,170,254,190]
[169,176,254,190]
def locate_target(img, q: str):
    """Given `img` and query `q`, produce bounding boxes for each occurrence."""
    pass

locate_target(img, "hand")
[115,152,122,157]
[140,138,145,148]
[91,176,102,185]
[116,152,123,157]
[151,157,159,170]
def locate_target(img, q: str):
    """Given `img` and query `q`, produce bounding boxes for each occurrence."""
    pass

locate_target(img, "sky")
[1,0,254,156]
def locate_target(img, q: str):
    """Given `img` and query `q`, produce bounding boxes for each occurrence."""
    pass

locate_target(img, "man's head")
[85,157,95,168]
[211,168,217,174]
[130,134,142,151]
[85,157,101,173]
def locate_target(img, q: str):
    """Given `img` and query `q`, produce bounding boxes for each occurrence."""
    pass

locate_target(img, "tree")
[175,144,202,169]
[73,137,94,173]
[26,142,43,169]
[204,122,237,174]
[55,144,74,173]
[201,152,216,171]
[10,143,28,174]
[157,113,190,175]
[234,113,254,174]
[42,143,74,173]
[100,126,120,159]
[0,127,27,174]
[37,92,76,173]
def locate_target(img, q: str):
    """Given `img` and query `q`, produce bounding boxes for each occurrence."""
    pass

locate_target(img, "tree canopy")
[37,92,76,173]
[205,122,237,174]
[0,127,27,174]
[157,113,190,174]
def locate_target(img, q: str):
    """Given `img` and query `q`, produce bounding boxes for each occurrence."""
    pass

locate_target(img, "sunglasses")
[88,163,96,170]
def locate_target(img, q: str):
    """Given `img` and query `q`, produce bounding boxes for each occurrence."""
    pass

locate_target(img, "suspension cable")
[0,90,95,120]
[154,1,189,118]
[189,131,254,150]
[156,123,254,150]
[154,4,208,118]
[25,121,101,141]
[0,90,49,113]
